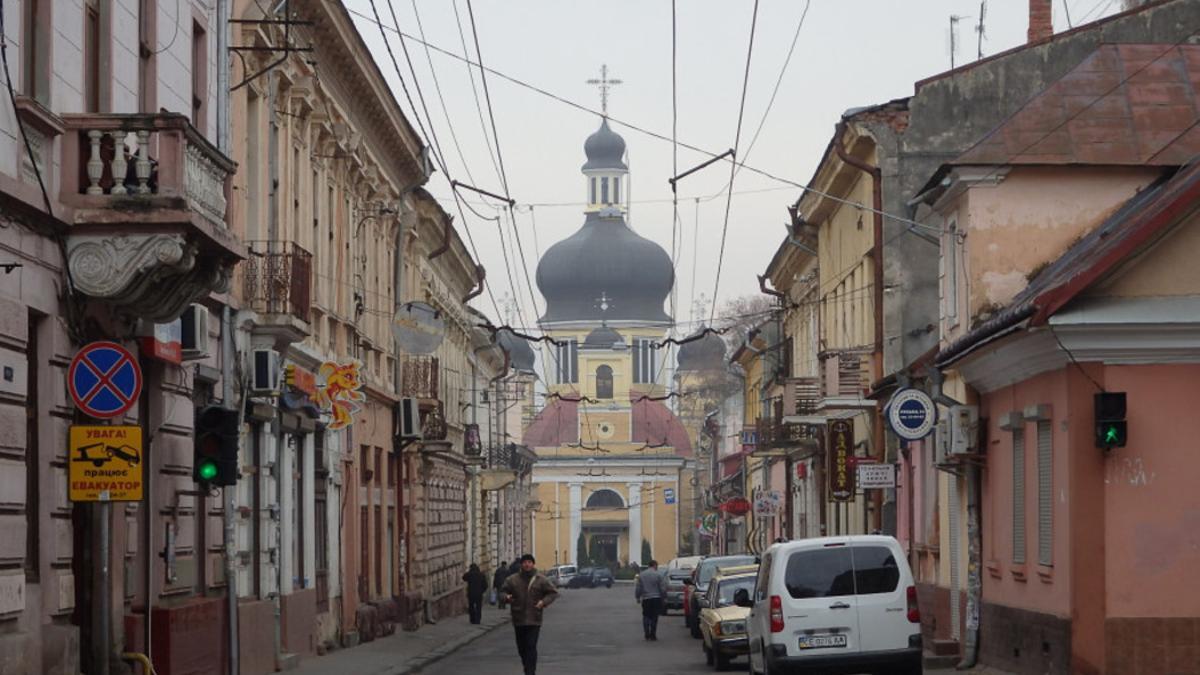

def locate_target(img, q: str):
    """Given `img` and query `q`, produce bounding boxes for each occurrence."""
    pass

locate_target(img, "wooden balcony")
[58,113,242,321]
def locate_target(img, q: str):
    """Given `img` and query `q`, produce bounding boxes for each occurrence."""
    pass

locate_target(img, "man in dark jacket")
[493,561,509,608]
[500,554,558,675]
[462,563,488,624]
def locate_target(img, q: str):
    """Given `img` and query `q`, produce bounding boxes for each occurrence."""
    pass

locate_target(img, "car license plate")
[798,634,847,649]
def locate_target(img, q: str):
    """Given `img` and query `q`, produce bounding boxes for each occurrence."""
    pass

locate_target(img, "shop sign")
[285,364,317,398]
[794,461,808,481]
[316,361,365,430]
[392,301,446,355]
[664,488,676,505]
[858,462,896,489]
[827,419,855,502]
[754,490,783,517]
[465,424,482,456]
[719,497,752,516]
[140,320,182,365]
[68,425,143,501]
[887,388,937,441]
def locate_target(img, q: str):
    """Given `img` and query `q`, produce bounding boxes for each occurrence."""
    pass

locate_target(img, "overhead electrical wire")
[709,0,761,324]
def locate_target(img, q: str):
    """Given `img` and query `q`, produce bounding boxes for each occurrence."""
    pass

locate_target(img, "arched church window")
[586,488,624,508]
[596,365,613,399]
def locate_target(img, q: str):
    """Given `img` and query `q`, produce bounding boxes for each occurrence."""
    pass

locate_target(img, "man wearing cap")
[501,554,558,675]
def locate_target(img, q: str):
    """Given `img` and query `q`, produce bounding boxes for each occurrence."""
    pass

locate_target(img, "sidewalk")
[291,605,510,675]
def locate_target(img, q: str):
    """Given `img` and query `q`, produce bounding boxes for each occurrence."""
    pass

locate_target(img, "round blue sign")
[887,388,936,441]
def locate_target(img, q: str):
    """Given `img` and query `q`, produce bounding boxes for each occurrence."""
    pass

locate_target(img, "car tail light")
[769,595,785,633]
[906,585,920,623]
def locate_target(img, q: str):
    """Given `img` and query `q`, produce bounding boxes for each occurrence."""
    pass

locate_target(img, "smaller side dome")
[582,325,624,350]
[677,329,727,371]
[582,119,628,171]
[497,328,537,374]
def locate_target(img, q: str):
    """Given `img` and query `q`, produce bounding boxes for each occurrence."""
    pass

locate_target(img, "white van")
[741,535,922,675]
[547,564,577,588]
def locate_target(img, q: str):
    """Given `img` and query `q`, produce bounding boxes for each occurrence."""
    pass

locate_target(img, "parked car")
[699,568,758,670]
[666,568,693,613]
[742,536,922,675]
[669,555,703,571]
[548,564,578,588]
[590,567,615,588]
[686,554,757,638]
[567,567,595,588]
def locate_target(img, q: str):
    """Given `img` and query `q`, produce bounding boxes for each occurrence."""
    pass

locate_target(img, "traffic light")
[1094,392,1127,449]
[194,405,240,487]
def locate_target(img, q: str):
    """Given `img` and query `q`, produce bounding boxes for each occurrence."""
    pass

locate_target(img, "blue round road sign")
[68,342,142,419]
[887,388,936,441]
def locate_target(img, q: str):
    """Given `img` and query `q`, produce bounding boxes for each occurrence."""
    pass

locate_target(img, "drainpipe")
[958,462,981,669]
[834,121,885,533]
[223,306,239,675]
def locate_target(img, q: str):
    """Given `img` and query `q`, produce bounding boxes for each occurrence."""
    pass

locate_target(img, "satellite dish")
[392,302,445,354]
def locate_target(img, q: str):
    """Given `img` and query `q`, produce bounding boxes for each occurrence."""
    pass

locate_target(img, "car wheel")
[704,644,714,666]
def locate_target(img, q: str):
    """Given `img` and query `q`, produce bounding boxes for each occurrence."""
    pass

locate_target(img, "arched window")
[596,365,613,399]
[586,488,624,508]
[601,176,610,204]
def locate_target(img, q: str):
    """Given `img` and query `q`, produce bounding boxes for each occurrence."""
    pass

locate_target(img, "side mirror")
[734,589,752,608]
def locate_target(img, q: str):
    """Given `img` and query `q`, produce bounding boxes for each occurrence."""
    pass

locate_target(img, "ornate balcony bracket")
[67,232,232,322]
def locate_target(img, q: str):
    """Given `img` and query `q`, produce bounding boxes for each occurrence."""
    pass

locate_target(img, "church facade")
[523,118,693,568]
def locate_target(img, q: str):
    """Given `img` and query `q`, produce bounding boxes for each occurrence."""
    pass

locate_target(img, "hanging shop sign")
[139,320,182,365]
[663,488,676,505]
[285,364,318,398]
[753,490,783,517]
[697,512,719,537]
[68,425,143,502]
[827,419,856,502]
[719,497,752,516]
[465,424,482,456]
[887,388,937,441]
[858,462,897,489]
[68,342,142,419]
[392,301,446,355]
[316,361,365,430]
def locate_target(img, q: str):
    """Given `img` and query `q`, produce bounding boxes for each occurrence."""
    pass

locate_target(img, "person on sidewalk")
[501,554,558,675]
[494,561,509,609]
[634,559,669,640]
[462,563,489,625]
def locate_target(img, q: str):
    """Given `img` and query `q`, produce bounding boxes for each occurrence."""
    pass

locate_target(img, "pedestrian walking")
[634,559,669,640]
[501,554,558,675]
[493,561,508,607]
[462,563,489,624]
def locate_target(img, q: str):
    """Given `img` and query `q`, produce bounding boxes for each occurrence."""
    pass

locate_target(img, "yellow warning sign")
[69,426,143,502]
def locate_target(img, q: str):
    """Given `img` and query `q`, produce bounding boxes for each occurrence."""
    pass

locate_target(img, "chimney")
[1028,0,1053,42]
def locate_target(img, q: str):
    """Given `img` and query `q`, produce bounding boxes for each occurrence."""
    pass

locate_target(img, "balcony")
[244,241,313,344]
[400,356,440,403]
[783,376,821,417]
[59,113,242,321]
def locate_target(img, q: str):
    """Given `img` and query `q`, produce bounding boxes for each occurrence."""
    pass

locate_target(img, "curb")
[392,615,512,675]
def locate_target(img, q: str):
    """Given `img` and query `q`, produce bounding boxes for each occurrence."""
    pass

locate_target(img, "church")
[523,114,695,568]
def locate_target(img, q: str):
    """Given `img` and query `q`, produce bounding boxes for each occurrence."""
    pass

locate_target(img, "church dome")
[497,328,537,374]
[582,325,624,350]
[582,119,627,171]
[677,329,727,371]
[536,210,673,324]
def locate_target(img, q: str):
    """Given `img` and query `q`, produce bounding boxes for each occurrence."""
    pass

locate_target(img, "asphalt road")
[419,583,972,675]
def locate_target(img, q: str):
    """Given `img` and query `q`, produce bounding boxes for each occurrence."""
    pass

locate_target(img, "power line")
[409,0,477,186]
[451,0,504,184]
[670,0,680,333]
[710,0,761,324]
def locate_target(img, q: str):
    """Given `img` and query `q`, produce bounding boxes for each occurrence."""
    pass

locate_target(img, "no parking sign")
[68,342,142,419]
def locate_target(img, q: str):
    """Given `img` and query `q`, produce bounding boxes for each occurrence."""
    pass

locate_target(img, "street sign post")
[68,426,143,501]
[68,342,142,419]
[886,388,937,441]
[663,487,676,505]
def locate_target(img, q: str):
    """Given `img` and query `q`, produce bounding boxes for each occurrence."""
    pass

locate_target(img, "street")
[420,584,961,675]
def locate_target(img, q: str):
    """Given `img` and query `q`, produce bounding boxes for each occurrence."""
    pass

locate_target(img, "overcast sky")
[344,0,1125,331]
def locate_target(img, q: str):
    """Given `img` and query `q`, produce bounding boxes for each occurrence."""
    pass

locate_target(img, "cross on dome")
[586,64,622,116]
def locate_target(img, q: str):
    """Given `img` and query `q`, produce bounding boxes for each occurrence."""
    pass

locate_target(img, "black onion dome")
[582,119,628,171]
[497,328,537,374]
[536,211,673,324]
[583,325,623,350]
[677,329,727,371]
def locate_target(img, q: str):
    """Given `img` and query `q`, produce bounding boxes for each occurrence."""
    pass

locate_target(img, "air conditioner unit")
[399,398,422,439]
[949,405,980,455]
[935,417,950,464]
[251,349,281,395]
[181,304,210,361]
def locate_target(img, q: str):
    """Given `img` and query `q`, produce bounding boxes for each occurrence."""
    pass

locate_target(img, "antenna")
[948,14,970,68]
[976,1,988,60]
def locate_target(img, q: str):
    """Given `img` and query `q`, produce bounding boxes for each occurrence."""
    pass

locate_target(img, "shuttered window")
[1012,428,1026,565]
[1037,420,1053,566]
[555,340,579,384]
[632,339,656,384]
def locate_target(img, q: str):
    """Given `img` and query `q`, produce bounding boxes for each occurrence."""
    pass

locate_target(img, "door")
[776,542,862,657]
[850,541,911,652]
[748,552,773,672]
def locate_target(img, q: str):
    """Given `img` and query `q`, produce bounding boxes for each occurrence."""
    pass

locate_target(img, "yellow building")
[522,118,691,567]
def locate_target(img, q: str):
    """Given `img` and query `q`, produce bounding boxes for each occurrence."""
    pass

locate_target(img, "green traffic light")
[1105,426,1119,444]
[198,460,218,481]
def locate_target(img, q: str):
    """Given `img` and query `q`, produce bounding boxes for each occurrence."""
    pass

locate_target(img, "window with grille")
[632,338,657,384]
[1037,420,1053,566]
[555,340,579,384]
[1012,428,1026,565]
